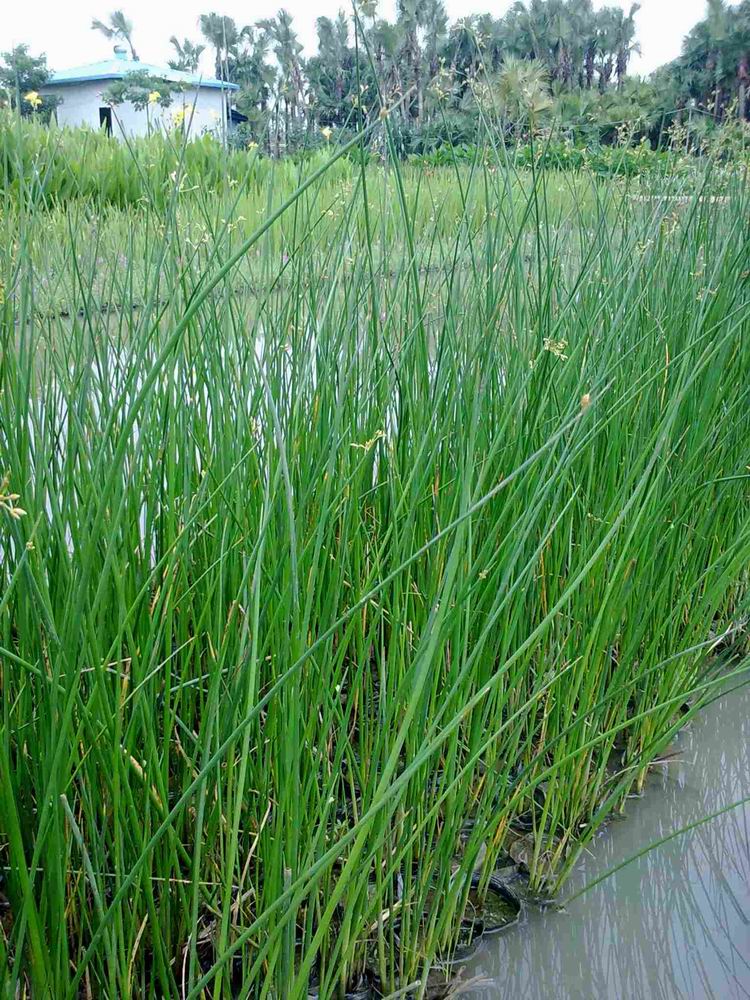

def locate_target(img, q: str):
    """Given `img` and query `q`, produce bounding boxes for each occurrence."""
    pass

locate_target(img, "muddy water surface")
[464,680,750,999]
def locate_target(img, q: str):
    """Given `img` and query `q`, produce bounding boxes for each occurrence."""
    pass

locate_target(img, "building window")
[99,107,112,136]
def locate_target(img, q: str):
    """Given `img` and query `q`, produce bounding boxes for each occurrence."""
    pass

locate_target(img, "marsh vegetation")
[1,116,749,998]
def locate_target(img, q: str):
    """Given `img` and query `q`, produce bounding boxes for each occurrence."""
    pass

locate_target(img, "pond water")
[463,678,750,1000]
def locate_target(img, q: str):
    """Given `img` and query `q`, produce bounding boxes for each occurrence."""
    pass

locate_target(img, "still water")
[464,679,750,1000]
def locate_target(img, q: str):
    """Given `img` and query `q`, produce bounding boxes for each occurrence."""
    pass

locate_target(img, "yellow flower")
[172,108,185,128]
[148,91,161,105]
[24,91,42,109]
[247,140,258,150]
[321,125,333,142]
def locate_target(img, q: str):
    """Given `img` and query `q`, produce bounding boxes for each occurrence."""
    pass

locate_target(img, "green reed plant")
[0,115,749,999]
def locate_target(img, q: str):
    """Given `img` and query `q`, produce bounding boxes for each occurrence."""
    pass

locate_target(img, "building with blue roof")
[41,45,239,140]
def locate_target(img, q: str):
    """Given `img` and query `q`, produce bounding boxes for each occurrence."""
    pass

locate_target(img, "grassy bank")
[1,120,750,998]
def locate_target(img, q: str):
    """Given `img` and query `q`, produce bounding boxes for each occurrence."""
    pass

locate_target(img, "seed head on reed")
[0,473,26,519]
[543,337,568,360]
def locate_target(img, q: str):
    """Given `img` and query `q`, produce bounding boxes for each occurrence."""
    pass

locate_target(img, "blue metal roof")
[46,55,238,91]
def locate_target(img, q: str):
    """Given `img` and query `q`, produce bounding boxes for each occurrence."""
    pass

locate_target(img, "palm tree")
[678,0,743,117]
[614,3,641,90]
[369,18,402,100]
[496,56,552,127]
[168,37,205,74]
[91,10,138,61]
[570,0,598,90]
[423,0,449,82]
[525,0,552,64]
[232,27,276,112]
[706,0,730,115]
[500,2,530,60]
[199,13,241,81]
[475,14,505,74]
[445,16,480,79]
[735,1,750,119]
[546,0,576,87]
[396,0,429,120]
[595,7,620,93]
[315,12,350,105]
[258,9,306,146]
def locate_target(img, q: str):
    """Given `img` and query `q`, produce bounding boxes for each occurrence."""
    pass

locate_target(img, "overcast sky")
[4,0,711,78]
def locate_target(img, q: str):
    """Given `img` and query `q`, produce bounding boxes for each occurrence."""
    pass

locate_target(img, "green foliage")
[103,71,183,110]
[412,138,697,179]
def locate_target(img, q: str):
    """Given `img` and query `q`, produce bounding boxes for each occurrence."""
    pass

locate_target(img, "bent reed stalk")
[1,116,750,998]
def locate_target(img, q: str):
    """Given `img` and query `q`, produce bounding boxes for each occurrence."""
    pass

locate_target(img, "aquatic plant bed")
[1,122,749,998]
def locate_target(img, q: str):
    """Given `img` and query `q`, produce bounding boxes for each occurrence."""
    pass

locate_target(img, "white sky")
[3,0,711,78]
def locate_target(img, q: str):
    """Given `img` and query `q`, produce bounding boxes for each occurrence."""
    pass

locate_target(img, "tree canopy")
[0,45,58,119]
[4,1,750,149]
[187,0,750,148]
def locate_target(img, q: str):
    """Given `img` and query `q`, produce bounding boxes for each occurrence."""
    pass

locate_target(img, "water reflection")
[465,681,750,999]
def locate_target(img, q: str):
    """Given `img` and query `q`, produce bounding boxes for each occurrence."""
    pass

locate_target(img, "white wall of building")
[43,81,228,140]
